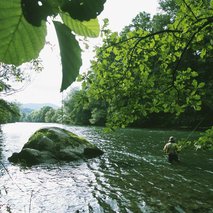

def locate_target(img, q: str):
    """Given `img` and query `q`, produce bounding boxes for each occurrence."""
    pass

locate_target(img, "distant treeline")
[17,91,212,131]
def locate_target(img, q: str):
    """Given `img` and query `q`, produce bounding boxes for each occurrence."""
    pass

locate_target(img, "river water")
[0,122,212,213]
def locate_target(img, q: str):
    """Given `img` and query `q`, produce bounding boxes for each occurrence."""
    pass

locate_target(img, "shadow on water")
[0,123,213,213]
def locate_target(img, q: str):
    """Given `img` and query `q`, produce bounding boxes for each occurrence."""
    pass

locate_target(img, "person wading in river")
[163,136,179,163]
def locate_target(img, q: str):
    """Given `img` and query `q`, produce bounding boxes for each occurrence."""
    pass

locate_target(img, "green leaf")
[200,48,206,59]
[21,0,55,26]
[53,21,82,92]
[61,0,106,21]
[191,71,198,77]
[0,0,47,66]
[61,13,100,38]
[198,82,205,88]
[192,79,198,88]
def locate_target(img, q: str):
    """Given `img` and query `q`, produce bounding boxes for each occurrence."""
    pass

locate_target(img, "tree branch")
[173,18,213,75]
[181,0,198,20]
[104,29,181,50]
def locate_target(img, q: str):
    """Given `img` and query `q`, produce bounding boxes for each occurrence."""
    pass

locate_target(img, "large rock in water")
[8,127,104,165]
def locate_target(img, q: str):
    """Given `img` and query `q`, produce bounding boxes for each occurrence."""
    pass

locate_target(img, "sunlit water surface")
[0,122,212,213]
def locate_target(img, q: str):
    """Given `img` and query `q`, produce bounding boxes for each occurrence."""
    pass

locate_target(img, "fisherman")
[163,136,179,163]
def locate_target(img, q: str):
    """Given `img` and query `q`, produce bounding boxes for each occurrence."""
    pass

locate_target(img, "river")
[0,122,212,213]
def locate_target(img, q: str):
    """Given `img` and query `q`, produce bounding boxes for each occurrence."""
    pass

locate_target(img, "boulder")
[8,127,104,165]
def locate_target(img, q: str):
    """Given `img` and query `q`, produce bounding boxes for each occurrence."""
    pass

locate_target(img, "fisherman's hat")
[169,136,175,142]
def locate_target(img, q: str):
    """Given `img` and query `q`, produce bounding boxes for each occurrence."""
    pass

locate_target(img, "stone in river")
[8,127,104,165]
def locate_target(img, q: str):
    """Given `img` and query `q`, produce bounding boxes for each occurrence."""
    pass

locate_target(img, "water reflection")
[0,123,212,212]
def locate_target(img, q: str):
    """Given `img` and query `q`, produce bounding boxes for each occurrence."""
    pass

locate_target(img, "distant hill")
[21,103,59,112]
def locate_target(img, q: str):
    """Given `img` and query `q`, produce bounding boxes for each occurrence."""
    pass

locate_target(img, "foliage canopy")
[0,99,20,123]
[80,0,213,129]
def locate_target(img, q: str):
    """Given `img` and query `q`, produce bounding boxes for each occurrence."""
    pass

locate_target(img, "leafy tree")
[194,126,213,150]
[78,71,108,125]
[8,102,21,122]
[28,110,40,122]
[82,0,212,129]
[53,108,64,123]
[0,59,43,96]
[122,12,153,33]
[63,89,91,125]
[45,108,58,123]
[178,126,213,150]
[37,106,54,122]
[20,105,63,123]
[89,108,106,125]
[22,106,55,122]
[0,0,106,92]
[159,0,179,17]
[0,99,20,124]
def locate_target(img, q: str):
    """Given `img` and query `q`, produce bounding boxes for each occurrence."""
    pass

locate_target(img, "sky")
[4,0,159,107]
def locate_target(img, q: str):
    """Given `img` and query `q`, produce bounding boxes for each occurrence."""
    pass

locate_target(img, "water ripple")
[0,123,213,212]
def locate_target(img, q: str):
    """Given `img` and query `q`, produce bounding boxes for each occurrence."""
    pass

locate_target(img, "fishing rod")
[185,116,206,141]
[0,161,24,192]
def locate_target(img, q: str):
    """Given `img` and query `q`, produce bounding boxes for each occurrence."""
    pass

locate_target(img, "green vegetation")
[0,99,20,123]
[60,0,212,149]
[0,0,212,150]
[0,58,43,125]
[0,0,105,92]
[20,106,62,123]
[0,0,105,124]
[84,0,212,129]
[56,0,213,128]
[178,127,213,151]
